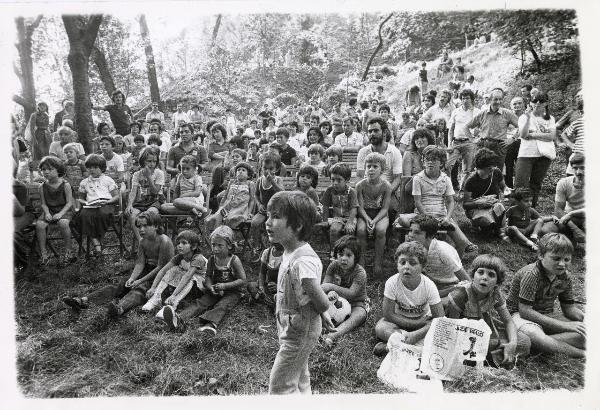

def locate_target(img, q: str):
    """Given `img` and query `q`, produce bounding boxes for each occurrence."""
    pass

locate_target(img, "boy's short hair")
[459,89,476,102]
[333,235,361,263]
[57,126,72,136]
[113,134,124,144]
[394,241,428,266]
[288,120,298,130]
[139,146,161,167]
[275,127,290,139]
[325,145,343,160]
[261,151,281,170]
[474,147,500,169]
[297,164,319,188]
[469,254,507,285]
[63,143,79,154]
[179,123,194,134]
[310,114,321,123]
[147,134,162,146]
[267,191,318,242]
[538,233,574,257]
[99,135,116,147]
[130,121,141,131]
[329,162,351,181]
[307,143,325,157]
[421,145,446,166]
[39,156,66,177]
[410,214,439,238]
[268,116,276,124]
[365,152,386,171]
[111,89,126,102]
[319,120,332,131]
[149,120,162,131]
[248,141,259,149]
[135,211,164,235]
[425,94,436,104]
[234,161,255,179]
[512,187,532,201]
[378,104,391,114]
[84,154,107,172]
[231,148,247,160]
[180,155,198,169]
[570,152,584,166]
[97,122,110,135]
[342,116,354,125]
[134,134,146,143]
[176,229,201,251]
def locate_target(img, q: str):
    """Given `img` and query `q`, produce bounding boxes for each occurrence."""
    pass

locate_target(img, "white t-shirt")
[356,143,403,183]
[555,176,584,213]
[449,107,479,141]
[104,153,124,182]
[426,239,463,285]
[278,243,322,307]
[172,111,190,128]
[384,273,441,319]
[517,114,556,158]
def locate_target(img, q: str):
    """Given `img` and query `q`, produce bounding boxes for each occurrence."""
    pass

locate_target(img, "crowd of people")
[11,52,586,394]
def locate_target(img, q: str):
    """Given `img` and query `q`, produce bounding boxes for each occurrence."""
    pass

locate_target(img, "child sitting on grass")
[247,242,284,310]
[355,152,392,276]
[143,230,207,314]
[321,145,343,177]
[161,226,246,334]
[446,254,531,367]
[303,144,326,173]
[395,145,478,256]
[206,162,255,231]
[62,212,174,318]
[36,156,76,265]
[506,233,585,358]
[500,188,544,252]
[373,241,444,357]
[321,235,368,348]
[320,162,358,258]
[266,191,336,394]
[160,155,207,217]
[296,165,321,210]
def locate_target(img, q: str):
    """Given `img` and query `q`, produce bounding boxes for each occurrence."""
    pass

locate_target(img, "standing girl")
[27,102,52,165]
[36,156,76,265]
[206,162,255,231]
[77,154,120,257]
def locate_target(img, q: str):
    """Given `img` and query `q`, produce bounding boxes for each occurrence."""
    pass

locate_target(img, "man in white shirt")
[421,90,454,127]
[145,102,165,123]
[446,88,479,188]
[334,117,363,150]
[172,103,190,130]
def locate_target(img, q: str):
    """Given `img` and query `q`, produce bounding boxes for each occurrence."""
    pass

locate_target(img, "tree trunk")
[138,14,161,104]
[62,14,103,154]
[211,14,222,48]
[361,13,393,82]
[91,45,116,97]
[526,38,542,72]
[14,16,42,120]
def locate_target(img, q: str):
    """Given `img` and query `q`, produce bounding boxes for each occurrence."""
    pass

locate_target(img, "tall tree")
[138,14,161,104]
[91,45,116,97]
[361,13,393,81]
[62,14,103,153]
[13,16,43,120]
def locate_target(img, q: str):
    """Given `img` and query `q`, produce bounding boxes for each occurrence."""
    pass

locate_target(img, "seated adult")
[538,153,585,243]
[406,214,469,299]
[462,148,507,232]
[436,52,453,77]
[333,116,363,151]
[400,128,435,213]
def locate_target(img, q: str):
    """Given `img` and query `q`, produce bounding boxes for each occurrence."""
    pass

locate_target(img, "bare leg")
[356,218,368,267]
[551,332,586,350]
[57,219,73,251]
[373,217,389,276]
[35,220,48,257]
[523,325,585,358]
[328,307,367,342]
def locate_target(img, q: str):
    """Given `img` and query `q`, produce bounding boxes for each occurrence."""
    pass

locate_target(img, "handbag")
[530,116,556,160]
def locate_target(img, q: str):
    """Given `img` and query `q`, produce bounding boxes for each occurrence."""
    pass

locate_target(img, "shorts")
[511,311,568,335]
[364,208,380,220]
[38,209,73,222]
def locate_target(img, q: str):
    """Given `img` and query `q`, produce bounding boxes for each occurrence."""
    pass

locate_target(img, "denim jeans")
[514,156,552,207]
[447,140,476,187]
[178,291,241,325]
[504,139,521,188]
[269,304,321,394]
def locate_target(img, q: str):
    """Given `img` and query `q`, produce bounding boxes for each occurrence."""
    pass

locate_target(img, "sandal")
[62,296,89,311]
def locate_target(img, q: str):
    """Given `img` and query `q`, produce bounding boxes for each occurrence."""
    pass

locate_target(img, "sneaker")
[161,305,179,331]
[373,341,388,357]
[62,296,88,311]
[199,322,217,335]
[106,302,123,319]
[464,243,479,254]
[141,298,160,312]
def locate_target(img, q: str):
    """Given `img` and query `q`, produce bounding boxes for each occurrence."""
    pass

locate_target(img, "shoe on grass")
[199,322,217,335]
[161,305,180,331]
[62,296,88,311]
[373,341,388,357]
[141,299,160,312]
[106,301,123,319]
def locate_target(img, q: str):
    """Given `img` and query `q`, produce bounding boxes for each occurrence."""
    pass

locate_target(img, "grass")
[14,152,585,397]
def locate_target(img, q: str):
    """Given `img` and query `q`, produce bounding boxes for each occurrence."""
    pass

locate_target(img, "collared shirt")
[356,143,403,183]
[167,142,209,172]
[506,261,575,315]
[334,132,363,147]
[411,170,454,217]
[464,107,519,141]
[146,110,165,123]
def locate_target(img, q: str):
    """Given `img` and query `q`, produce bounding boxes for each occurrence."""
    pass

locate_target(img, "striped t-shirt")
[564,117,584,154]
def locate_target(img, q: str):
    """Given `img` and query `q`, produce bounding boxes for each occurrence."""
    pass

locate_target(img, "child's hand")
[327,291,339,302]
[501,341,517,364]
[125,206,133,216]
[320,312,337,333]
[258,204,266,213]
[564,321,586,337]
[44,213,52,222]
[146,288,155,298]
[51,213,62,221]
[267,282,277,294]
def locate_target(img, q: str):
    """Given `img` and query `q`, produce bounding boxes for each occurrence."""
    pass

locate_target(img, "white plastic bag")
[420,317,491,381]
[377,333,443,393]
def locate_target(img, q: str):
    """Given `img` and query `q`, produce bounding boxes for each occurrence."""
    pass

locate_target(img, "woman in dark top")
[92,90,133,137]
[28,102,52,163]
[462,148,507,231]
[207,123,231,171]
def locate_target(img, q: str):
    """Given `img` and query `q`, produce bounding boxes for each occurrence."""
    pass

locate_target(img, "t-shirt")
[172,111,190,128]
[449,107,479,141]
[131,168,165,204]
[279,243,322,307]
[356,143,403,183]
[64,159,87,191]
[145,111,165,123]
[171,252,207,274]
[463,168,503,199]
[448,283,505,334]
[334,132,363,147]
[384,273,441,319]
[167,143,209,174]
[79,174,117,203]
[321,186,358,219]
[555,176,584,213]
[563,117,584,154]
[517,114,556,158]
[505,205,540,229]
[426,239,463,286]
[279,145,297,166]
[176,174,203,196]
[412,170,454,218]
[422,103,454,125]
[103,153,125,183]
[506,261,575,315]
[324,261,367,305]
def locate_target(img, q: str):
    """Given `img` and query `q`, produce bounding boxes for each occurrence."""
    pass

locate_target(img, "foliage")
[273,92,300,108]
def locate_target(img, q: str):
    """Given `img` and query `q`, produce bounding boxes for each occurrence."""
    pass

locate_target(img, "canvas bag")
[420,317,492,381]
[377,332,443,393]
[529,115,556,160]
